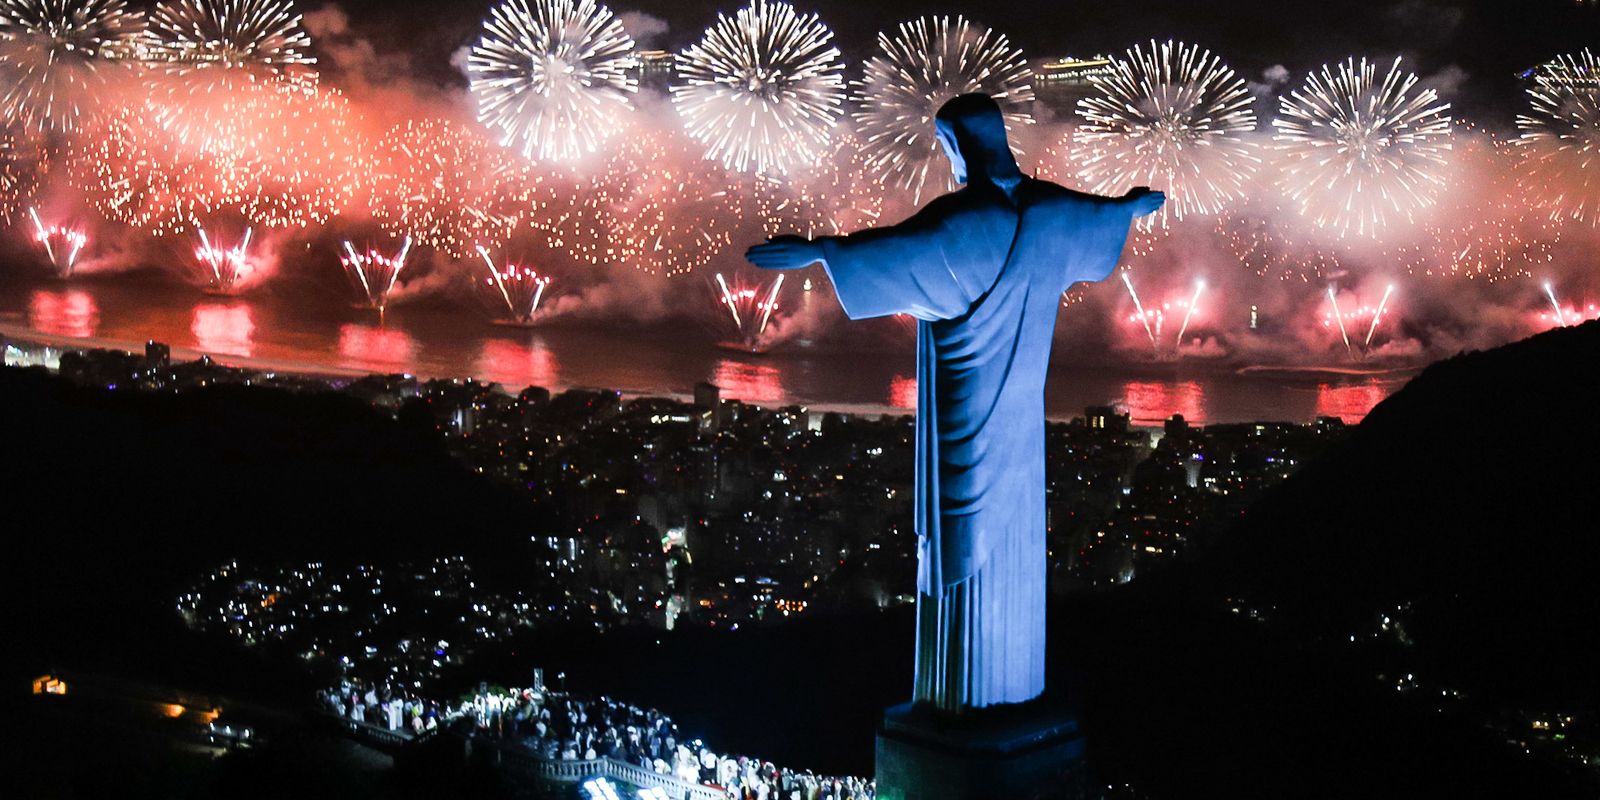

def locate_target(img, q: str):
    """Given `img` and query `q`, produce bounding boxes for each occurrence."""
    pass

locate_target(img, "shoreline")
[1,320,1410,426]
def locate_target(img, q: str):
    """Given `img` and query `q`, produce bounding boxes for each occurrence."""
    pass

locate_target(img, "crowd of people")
[318,681,446,737]
[321,678,873,799]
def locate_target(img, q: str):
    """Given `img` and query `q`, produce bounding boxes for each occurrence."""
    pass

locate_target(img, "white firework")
[143,0,314,77]
[0,0,144,133]
[1075,40,1259,227]
[1515,48,1600,226]
[853,15,1033,201]
[141,0,316,144]
[1273,56,1452,236]
[671,0,844,176]
[468,0,637,162]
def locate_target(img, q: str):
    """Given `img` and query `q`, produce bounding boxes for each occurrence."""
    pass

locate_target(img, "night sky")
[324,0,1599,124]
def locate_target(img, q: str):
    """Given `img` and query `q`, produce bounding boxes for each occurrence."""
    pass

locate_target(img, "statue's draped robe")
[820,179,1142,711]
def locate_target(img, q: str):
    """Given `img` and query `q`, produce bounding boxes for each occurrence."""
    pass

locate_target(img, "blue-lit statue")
[748,93,1163,713]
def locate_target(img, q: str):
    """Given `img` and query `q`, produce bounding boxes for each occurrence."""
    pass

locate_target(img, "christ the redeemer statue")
[748,94,1163,720]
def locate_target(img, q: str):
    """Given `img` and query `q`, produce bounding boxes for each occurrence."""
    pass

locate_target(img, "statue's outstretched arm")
[746,195,952,272]
[1120,187,1166,217]
[745,235,829,271]
[1055,186,1167,289]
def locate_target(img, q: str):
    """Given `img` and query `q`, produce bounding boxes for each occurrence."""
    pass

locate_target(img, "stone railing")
[323,709,722,799]
[503,748,725,800]
[325,711,430,748]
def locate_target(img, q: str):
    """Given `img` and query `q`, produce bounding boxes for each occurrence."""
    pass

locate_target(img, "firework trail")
[1120,271,1156,347]
[1274,56,1453,236]
[853,15,1033,201]
[1075,40,1259,227]
[0,0,144,134]
[716,272,743,328]
[672,0,844,176]
[756,273,783,335]
[28,206,86,275]
[715,271,785,348]
[1536,284,1599,328]
[468,0,636,162]
[1516,48,1600,227]
[1326,285,1352,353]
[340,237,410,311]
[194,225,252,293]
[1173,278,1206,348]
[477,246,551,326]
[1364,283,1394,348]
[1542,281,1568,327]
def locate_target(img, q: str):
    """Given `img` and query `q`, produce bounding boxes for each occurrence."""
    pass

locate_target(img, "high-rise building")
[1085,405,1130,433]
[694,381,721,433]
[693,381,720,409]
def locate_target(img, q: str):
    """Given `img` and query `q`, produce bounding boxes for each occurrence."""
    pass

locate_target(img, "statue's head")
[934,93,1023,189]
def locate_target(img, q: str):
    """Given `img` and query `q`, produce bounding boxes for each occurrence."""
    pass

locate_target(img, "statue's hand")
[745,235,824,270]
[1123,187,1166,217]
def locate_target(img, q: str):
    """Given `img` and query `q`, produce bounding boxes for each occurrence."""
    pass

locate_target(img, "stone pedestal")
[874,701,1087,800]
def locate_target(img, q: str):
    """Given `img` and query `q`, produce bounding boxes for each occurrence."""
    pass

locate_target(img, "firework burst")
[1516,48,1600,226]
[142,0,317,143]
[68,81,365,234]
[28,206,86,275]
[751,131,882,237]
[714,271,784,349]
[68,100,231,234]
[1075,40,1259,227]
[586,126,742,276]
[1322,283,1398,355]
[1274,56,1453,236]
[1389,135,1561,282]
[142,0,313,76]
[236,83,371,228]
[1120,276,1209,355]
[341,237,411,311]
[0,0,143,133]
[672,0,844,176]
[1215,208,1346,282]
[468,0,636,162]
[0,125,44,221]
[193,225,253,293]
[477,245,552,326]
[523,163,608,266]
[369,118,541,259]
[853,15,1033,201]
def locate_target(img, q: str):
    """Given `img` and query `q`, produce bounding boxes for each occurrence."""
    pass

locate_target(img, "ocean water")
[0,271,1410,424]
